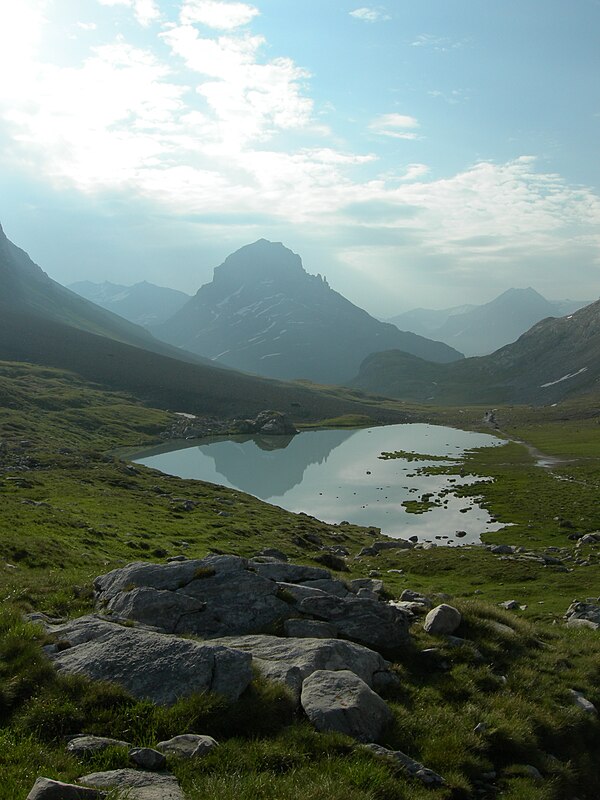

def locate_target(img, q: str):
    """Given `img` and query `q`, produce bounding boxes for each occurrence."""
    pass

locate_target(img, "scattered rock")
[490,545,515,555]
[156,734,219,759]
[565,600,600,627]
[301,669,393,742]
[362,743,445,787]
[423,604,462,636]
[399,589,432,608]
[25,778,104,800]
[498,600,520,610]
[570,689,598,715]
[67,735,131,756]
[357,540,414,557]
[256,548,289,561]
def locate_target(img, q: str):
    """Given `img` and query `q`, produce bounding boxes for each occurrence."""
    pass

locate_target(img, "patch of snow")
[213,349,231,359]
[541,367,588,388]
[260,353,282,359]
[175,412,196,419]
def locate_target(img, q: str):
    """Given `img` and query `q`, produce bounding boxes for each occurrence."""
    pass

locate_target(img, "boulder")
[156,734,218,759]
[349,578,384,595]
[50,618,252,705]
[565,600,600,626]
[25,778,104,800]
[570,689,598,715]
[423,604,462,636]
[298,594,410,651]
[283,619,338,639]
[208,634,391,701]
[129,748,167,771]
[300,669,393,742]
[399,590,432,608]
[80,769,184,800]
[300,578,350,598]
[249,561,332,583]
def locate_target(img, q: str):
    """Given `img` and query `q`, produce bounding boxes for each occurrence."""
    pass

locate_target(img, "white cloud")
[411,33,465,51]
[97,0,160,27]
[401,163,429,181]
[77,22,98,31]
[369,113,420,139]
[349,7,390,22]
[180,0,259,29]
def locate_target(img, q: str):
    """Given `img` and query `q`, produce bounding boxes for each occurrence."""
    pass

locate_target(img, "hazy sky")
[1,0,599,315]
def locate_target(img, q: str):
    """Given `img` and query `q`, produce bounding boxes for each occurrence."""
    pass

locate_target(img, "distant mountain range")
[69,280,190,327]
[0,222,407,422]
[389,288,590,356]
[153,239,463,384]
[352,297,600,404]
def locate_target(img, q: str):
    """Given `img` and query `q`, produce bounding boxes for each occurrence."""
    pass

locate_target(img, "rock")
[67,735,131,756]
[423,604,462,636]
[362,743,445,787]
[256,548,289,561]
[390,601,429,616]
[208,634,391,701]
[298,594,411,651]
[567,618,600,630]
[487,620,516,637]
[129,747,167,771]
[565,600,600,626]
[490,545,515,555]
[283,619,338,639]
[579,533,600,545]
[499,600,520,610]
[399,589,432,608]
[80,769,184,800]
[313,552,349,572]
[300,578,350,598]
[473,722,488,734]
[105,587,207,633]
[249,561,332,584]
[156,734,218,759]
[349,578,384,595]
[275,581,328,602]
[358,540,414,557]
[25,778,104,800]
[301,669,393,742]
[570,689,598,714]
[524,765,543,780]
[50,618,252,705]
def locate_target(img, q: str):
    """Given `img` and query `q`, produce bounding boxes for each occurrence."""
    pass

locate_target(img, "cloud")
[401,163,429,181]
[77,22,98,31]
[180,0,259,29]
[97,0,160,27]
[349,7,390,22]
[411,33,466,51]
[369,113,420,139]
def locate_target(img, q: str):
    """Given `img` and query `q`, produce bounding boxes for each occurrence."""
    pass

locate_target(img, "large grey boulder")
[248,561,332,583]
[26,778,104,800]
[209,634,391,700]
[80,769,184,800]
[298,594,410,651]
[300,669,393,742]
[96,555,294,638]
[283,619,338,639]
[423,604,462,636]
[565,600,600,626]
[50,618,252,705]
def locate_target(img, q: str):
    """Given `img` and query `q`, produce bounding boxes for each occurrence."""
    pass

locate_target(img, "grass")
[2,362,600,799]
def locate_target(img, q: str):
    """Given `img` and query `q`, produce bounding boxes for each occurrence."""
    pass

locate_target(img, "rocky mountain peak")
[211,239,307,289]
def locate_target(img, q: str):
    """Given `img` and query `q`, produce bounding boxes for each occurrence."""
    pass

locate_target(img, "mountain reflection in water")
[132,424,505,544]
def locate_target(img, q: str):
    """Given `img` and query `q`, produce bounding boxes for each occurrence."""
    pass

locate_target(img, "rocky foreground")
[25,551,598,799]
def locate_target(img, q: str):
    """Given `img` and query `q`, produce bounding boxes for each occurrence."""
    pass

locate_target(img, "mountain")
[0,223,409,423]
[69,280,190,327]
[0,222,210,365]
[389,288,591,356]
[154,239,463,384]
[351,297,600,405]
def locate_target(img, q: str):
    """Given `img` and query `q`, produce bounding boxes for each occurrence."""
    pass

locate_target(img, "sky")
[0,0,599,316]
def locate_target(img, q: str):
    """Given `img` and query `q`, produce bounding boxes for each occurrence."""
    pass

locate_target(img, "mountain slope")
[69,280,190,327]
[352,298,600,404]
[389,288,591,356]
[154,239,463,384]
[0,223,208,365]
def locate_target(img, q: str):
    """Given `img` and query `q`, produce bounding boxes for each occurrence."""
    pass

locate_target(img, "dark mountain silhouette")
[352,298,600,404]
[154,239,463,384]
[389,288,590,356]
[69,280,190,327]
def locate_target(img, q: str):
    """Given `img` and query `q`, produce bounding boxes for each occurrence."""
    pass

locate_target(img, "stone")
[249,561,332,583]
[358,540,414,557]
[499,600,520,610]
[105,587,207,633]
[490,545,515,555]
[283,619,338,639]
[156,734,218,759]
[256,548,289,561]
[565,600,600,626]
[298,594,411,651]
[208,634,391,701]
[362,743,445,787]
[313,552,349,572]
[67,735,131,756]
[399,589,432,608]
[275,581,328,602]
[570,689,598,714]
[25,778,104,800]
[300,578,350,598]
[80,769,184,800]
[566,618,600,630]
[349,578,384,595]
[300,669,393,742]
[423,604,462,636]
[50,618,252,705]
[129,747,167,771]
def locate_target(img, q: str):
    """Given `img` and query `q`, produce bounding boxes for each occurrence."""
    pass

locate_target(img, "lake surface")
[132,423,505,545]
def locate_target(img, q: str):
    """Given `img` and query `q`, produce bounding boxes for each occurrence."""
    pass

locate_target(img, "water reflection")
[132,424,505,545]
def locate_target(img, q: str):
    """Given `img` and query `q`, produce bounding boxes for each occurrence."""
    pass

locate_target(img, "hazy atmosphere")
[1,0,599,314]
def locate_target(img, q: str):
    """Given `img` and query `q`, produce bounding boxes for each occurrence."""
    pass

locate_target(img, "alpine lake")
[131,423,505,546]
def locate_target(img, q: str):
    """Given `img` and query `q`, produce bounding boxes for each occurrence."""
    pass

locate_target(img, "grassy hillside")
[1,363,600,799]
